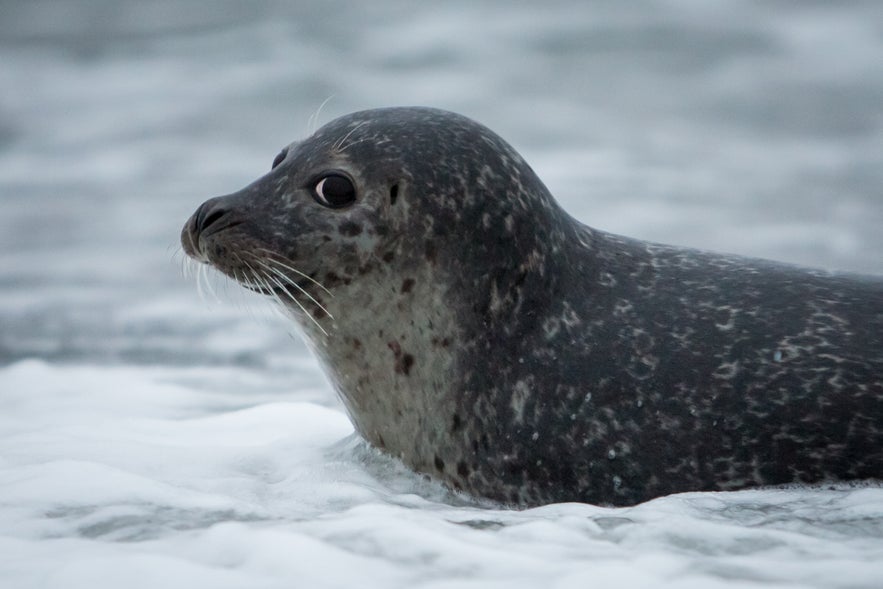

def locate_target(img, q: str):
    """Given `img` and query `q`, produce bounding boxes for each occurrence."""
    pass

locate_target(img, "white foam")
[2,360,882,588]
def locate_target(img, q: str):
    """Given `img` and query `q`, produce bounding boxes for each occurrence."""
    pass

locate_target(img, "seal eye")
[314,174,356,208]
[271,148,288,170]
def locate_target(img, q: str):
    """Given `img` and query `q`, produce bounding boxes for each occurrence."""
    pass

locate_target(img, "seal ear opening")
[390,183,399,205]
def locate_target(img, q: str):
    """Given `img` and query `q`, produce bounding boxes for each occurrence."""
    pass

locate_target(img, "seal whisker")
[240,258,328,335]
[245,265,287,319]
[194,263,207,303]
[335,137,373,154]
[186,259,200,282]
[254,248,333,296]
[233,252,279,306]
[228,263,261,319]
[243,261,309,326]
[255,259,334,320]
[179,254,195,281]
[333,120,369,153]
[308,95,335,135]
[263,272,329,336]
[170,245,188,278]
[235,257,281,309]
[242,259,329,337]
[201,263,222,304]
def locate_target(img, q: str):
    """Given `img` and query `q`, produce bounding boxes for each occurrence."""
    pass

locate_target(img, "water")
[1,1,882,587]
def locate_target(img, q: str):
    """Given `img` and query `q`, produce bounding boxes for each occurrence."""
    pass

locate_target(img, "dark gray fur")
[182,107,883,506]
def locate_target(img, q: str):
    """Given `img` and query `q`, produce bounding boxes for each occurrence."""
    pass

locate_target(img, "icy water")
[2,1,883,587]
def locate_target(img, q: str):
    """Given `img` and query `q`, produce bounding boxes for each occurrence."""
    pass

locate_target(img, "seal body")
[182,107,883,506]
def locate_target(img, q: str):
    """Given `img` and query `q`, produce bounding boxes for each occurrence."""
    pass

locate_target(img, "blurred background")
[1,0,882,365]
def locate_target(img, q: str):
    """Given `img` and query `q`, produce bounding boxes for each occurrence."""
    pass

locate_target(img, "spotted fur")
[182,107,883,506]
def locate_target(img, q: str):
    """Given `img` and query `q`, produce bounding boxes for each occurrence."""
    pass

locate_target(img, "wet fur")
[182,107,883,506]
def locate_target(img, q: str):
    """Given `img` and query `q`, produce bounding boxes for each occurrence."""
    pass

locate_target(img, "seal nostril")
[195,199,233,236]
[202,209,226,230]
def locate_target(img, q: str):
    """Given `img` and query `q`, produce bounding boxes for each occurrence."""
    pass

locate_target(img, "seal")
[181,106,883,506]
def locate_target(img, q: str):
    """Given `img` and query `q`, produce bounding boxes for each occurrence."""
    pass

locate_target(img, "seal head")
[183,107,883,506]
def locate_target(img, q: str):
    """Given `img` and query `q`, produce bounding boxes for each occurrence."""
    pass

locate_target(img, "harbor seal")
[181,106,883,506]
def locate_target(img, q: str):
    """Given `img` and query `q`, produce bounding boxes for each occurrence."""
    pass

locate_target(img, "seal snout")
[181,196,241,262]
